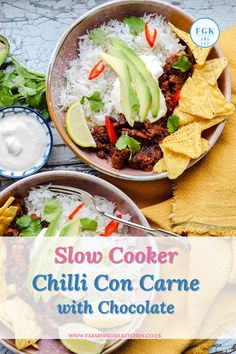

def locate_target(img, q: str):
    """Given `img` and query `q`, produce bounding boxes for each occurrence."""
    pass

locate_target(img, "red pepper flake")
[105,116,117,144]
[68,203,84,220]
[100,214,122,237]
[172,90,180,107]
[145,22,157,48]
[88,60,105,80]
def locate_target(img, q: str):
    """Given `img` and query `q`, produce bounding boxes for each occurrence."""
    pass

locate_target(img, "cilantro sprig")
[16,215,43,237]
[116,134,141,159]
[0,35,49,120]
[80,218,98,231]
[81,91,104,113]
[172,55,192,73]
[167,115,180,134]
[89,29,107,45]
[123,16,145,36]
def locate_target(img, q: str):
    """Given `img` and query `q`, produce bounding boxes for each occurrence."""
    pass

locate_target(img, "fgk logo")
[190,18,220,48]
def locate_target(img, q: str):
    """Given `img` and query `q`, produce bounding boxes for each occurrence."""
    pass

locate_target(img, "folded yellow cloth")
[142,25,236,236]
[109,24,236,354]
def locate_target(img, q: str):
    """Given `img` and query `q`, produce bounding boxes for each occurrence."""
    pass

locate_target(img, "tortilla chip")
[0,197,15,216]
[153,158,166,173]
[0,206,19,235]
[174,105,227,131]
[162,122,202,159]
[199,116,225,131]
[179,76,235,118]
[169,23,211,65]
[160,145,190,179]
[209,86,235,116]
[173,106,202,126]
[0,297,41,349]
[179,76,214,118]
[201,138,209,154]
[193,57,228,85]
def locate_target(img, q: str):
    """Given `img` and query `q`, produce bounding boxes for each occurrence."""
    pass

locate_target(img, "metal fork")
[45,184,190,250]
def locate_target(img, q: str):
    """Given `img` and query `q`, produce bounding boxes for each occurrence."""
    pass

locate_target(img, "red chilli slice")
[100,214,122,237]
[145,22,157,48]
[68,203,84,220]
[88,60,105,80]
[105,116,117,144]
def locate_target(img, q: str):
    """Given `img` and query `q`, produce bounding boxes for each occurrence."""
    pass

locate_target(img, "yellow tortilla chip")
[0,297,41,350]
[209,86,235,116]
[162,122,202,159]
[0,206,19,235]
[179,76,235,119]
[174,106,226,131]
[0,197,15,216]
[201,138,209,154]
[193,57,228,85]
[173,106,202,126]
[160,145,190,179]
[153,158,166,173]
[169,23,211,65]
[179,76,214,118]
[199,116,225,131]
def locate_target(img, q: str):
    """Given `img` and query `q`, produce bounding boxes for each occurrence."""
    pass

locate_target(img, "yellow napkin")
[142,25,236,236]
[109,25,236,354]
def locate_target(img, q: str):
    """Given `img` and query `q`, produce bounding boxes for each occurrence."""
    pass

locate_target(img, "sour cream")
[0,114,47,172]
[111,54,167,121]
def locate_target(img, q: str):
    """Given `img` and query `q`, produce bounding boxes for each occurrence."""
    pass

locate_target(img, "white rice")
[25,185,131,235]
[60,14,184,125]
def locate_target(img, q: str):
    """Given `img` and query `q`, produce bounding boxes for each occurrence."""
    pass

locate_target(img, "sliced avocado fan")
[100,51,137,126]
[109,45,151,122]
[109,37,160,119]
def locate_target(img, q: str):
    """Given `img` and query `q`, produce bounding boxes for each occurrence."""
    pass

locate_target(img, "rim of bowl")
[46,0,231,181]
[0,105,53,179]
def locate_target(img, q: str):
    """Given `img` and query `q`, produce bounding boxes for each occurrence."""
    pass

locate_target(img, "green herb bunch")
[0,34,49,120]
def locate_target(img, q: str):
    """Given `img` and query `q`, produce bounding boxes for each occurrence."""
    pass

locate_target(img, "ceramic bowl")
[0,170,151,353]
[0,106,52,179]
[46,0,231,181]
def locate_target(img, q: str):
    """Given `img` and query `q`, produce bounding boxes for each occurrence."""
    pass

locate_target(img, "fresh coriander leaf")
[116,134,141,159]
[81,91,104,113]
[18,85,37,97]
[167,115,180,134]
[123,16,145,36]
[43,199,62,222]
[172,55,192,72]
[80,218,98,231]
[16,215,32,229]
[20,219,42,237]
[89,29,107,45]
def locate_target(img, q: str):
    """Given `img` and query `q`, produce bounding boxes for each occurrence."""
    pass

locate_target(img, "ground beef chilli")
[159,52,194,115]
[91,53,192,171]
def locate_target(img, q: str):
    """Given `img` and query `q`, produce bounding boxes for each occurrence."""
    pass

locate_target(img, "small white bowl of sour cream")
[0,106,53,179]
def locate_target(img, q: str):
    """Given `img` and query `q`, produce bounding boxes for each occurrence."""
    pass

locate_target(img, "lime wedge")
[66,101,96,148]
[59,322,107,354]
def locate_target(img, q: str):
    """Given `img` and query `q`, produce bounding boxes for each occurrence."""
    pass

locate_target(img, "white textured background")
[0,0,236,353]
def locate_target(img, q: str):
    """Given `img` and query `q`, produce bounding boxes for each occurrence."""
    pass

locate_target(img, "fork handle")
[103,212,190,250]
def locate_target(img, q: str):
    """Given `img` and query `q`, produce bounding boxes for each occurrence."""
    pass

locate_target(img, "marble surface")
[0,0,236,353]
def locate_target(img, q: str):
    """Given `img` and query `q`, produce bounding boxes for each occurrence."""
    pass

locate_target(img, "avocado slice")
[59,217,81,237]
[108,46,151,122]
[110,37,160,118]
[100,51,138,126]
[0,35,9,67]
